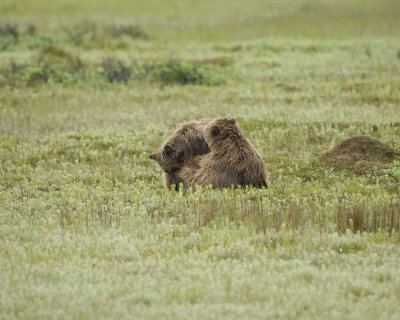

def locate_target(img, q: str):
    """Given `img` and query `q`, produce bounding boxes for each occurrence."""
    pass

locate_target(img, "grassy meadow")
[1,0,400,319]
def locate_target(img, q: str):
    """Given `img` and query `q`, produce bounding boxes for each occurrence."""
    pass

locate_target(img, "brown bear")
[149,118,212,189]
[192,117,269,189]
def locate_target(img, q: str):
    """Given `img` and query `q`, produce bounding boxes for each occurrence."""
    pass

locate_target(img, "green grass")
[1,0,400,41]
[1,0,400,319]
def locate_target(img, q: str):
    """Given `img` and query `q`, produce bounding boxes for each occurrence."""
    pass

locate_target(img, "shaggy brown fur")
[192,118,269,189]
[149,118,212,189]
[163,155,202,190]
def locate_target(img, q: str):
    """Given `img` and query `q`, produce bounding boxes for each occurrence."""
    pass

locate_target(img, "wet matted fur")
[193,117,269,189]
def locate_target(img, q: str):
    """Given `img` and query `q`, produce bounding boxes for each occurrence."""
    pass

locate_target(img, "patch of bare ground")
[320,136,400,170]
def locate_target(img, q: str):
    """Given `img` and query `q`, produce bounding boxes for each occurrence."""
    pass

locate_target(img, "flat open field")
[1,0,400,319]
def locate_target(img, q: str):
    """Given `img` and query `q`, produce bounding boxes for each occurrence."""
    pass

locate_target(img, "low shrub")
[0,24,18,39]
[0,45,85,87]
[0,56,225,87]
[0,24,19,51]
[21,64,74,85]
[143,60,225,86]
[0,23,42,51]
[100,58,132,83]
[36,45,83,71]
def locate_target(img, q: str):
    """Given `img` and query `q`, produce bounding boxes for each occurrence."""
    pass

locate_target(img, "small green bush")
[144,60,225,86]
[21,65,51,84]
[0,36,16,51]
[382,161,400,182]
[0,61,75,87]
[0,24,18,39]
[0,23,46,51]
[100,58,132,83]
[36,45,83,71]
[21,64,72,85]
[0,45,84,87]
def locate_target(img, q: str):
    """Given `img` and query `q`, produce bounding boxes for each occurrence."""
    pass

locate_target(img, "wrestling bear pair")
[149,117,269,190]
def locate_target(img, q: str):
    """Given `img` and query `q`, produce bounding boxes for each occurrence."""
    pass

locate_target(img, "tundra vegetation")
[1,0,400,319]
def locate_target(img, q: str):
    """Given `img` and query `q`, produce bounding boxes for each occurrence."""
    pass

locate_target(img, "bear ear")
[228,118,236,125]
[211,126,221,137]
[163,145,174,157]
[148,153,158,160]
[180,127,188,134]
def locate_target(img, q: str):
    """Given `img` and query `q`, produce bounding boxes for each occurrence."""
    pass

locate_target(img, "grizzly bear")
[192,117,269,189]
[149,118,212,189]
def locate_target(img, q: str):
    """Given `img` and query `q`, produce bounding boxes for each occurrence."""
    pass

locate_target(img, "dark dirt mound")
[320,135,400,169]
